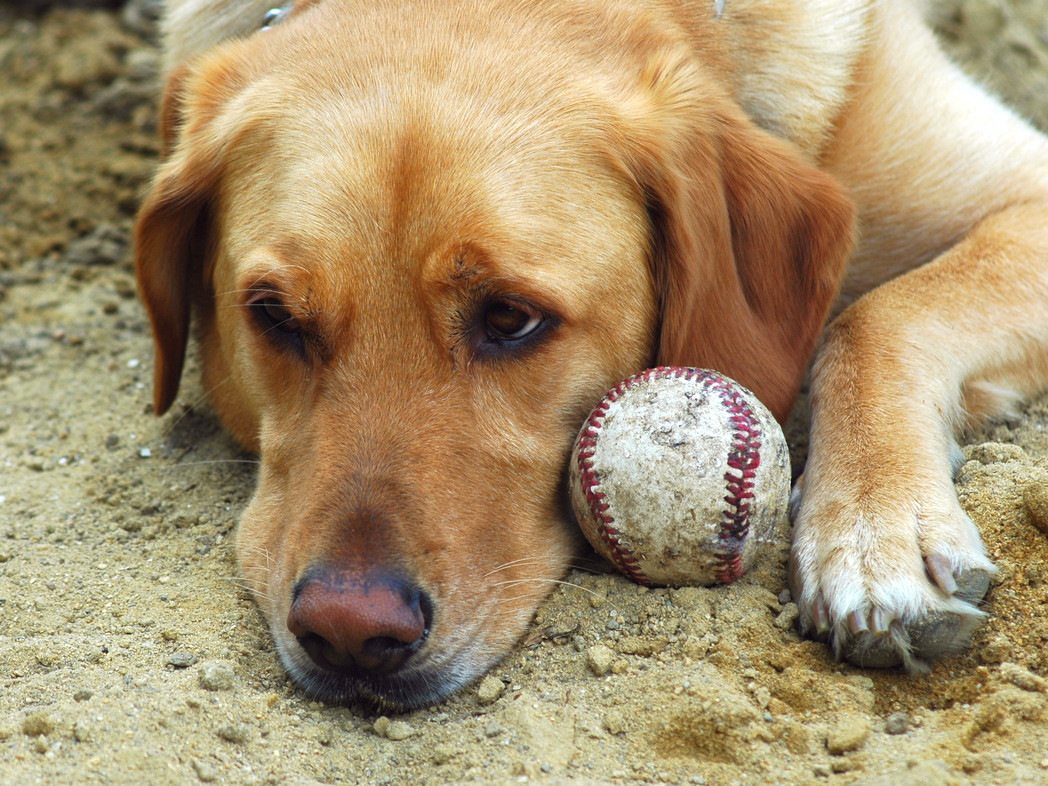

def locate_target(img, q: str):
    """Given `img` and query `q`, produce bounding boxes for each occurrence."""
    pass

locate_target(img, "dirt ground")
[1,1,1047,784]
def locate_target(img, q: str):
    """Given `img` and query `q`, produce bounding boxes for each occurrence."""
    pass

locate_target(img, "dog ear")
[134,57,244,415]
[616,57,856,421]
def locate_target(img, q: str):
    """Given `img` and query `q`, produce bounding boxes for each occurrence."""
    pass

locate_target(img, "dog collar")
[261,2,293,30]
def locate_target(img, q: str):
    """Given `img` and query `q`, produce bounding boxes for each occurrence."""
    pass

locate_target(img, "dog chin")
[274,634,484,712]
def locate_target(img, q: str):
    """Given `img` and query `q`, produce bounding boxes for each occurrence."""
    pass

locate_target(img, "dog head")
[135,0,853,709]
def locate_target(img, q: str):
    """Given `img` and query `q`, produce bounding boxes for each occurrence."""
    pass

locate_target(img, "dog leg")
[790,201,1048,671]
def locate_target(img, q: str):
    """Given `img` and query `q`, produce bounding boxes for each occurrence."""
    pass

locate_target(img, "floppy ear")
[618,58,856,421]
[134,59,241,415]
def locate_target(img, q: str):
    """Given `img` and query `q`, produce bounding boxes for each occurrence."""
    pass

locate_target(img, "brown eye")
[254,297,301,335]
[247,293,306,357]
[483,299,542,342]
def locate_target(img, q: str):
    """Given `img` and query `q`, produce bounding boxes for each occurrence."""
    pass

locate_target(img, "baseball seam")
[702,373,762,583]
[575,367,761,586]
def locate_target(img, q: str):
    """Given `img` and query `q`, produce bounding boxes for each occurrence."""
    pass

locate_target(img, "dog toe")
[841,604,984,672]
[924,553,993,604]
[841,621,909,669]
[835,557,992,672]
[952,565,992,604]
[791,486,995,673]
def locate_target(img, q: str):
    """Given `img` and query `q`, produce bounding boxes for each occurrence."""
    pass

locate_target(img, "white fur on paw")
[788,483,995,673]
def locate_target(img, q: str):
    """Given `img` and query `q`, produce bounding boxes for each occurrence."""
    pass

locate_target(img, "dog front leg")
[790,201,1048,671]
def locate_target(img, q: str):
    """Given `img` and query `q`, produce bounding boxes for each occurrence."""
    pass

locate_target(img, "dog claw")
[926,553,958,595]
[869,607,892,636]
[847,609,869,635]
[812,593,831,635]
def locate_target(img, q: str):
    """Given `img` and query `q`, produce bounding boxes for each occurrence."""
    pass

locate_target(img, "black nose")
[287,567,432,676]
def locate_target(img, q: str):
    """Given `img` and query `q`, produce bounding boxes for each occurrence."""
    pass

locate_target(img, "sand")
[1,1,1047,783]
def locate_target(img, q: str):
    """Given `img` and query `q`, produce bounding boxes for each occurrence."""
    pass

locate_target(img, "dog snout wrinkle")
[287,567,432,677]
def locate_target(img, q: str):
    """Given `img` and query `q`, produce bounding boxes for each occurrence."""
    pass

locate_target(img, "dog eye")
[483,299,543,342]
[253,297,301,333]
[247,295,306,355]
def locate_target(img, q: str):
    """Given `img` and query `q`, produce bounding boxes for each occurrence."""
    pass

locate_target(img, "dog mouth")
[272,626,491,711]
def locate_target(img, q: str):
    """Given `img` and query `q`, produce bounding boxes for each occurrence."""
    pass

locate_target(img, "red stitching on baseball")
[699,371,761,583]
[576,367,760,586]
[574,369,687,586]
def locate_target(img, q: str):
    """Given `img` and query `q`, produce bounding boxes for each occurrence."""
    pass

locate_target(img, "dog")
[135,0,1048,709]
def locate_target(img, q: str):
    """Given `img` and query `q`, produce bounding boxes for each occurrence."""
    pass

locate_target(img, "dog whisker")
[239,544,277,567]
[491,577,604,599]
[563,564,606,576]
[483,557,603,579]
[482,556,554,578]
[230,579,265,593]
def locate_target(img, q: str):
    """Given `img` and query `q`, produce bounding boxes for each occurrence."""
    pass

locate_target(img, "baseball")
[569,367,791,587]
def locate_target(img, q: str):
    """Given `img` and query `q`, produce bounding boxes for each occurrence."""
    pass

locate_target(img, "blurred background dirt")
[1,1,1047,784]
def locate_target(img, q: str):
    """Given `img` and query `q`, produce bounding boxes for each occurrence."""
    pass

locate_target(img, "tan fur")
[136,0,1048,706]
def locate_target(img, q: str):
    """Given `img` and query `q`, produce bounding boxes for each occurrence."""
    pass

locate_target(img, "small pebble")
[216,723,251,744]
[476,674,505,705]
[373,716,390,737]
[192,759,218,782]
[73,720,93,743]
[385,720,414,741]
[831,755,864,773]
[197,661,235,691]
[431,745,455,764]
[168,651,197,669]
[1023,477,1048,534]
[979,634,1012,665]
[884,712,910,735]
[483,722,504,738]
[773,603,800,631]
[603,710,626,735]
[826,716,868,754]
[22,712,54,737]
[73,689,93,702]
[586,644,614,676]
[314,726,336,746]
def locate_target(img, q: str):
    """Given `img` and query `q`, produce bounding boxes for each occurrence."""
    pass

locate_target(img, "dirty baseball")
[569,367,791,587]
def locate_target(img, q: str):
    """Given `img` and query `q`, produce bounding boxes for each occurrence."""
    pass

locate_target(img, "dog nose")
[287,568,432,676]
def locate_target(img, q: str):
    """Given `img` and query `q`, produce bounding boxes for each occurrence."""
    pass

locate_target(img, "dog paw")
[788,473,995,673]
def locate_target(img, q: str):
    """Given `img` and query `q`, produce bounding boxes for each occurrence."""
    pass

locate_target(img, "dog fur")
[136,0,1048,708]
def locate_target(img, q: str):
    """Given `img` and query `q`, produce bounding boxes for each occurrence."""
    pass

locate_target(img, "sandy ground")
[1,1,1047,784]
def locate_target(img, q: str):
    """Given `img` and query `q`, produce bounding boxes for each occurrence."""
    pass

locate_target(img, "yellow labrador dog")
[136,0,1048,708]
